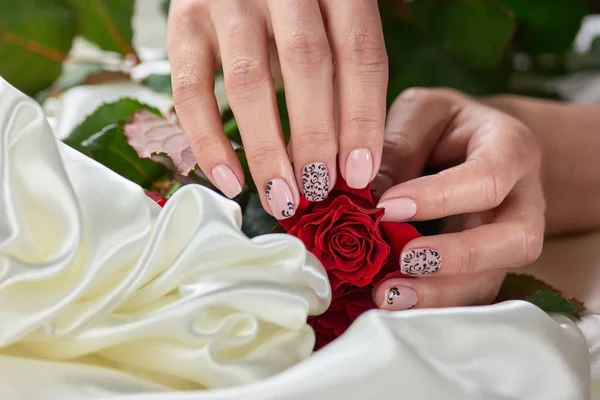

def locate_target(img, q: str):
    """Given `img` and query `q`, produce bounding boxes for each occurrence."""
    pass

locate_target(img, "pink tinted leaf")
[124,109,197,175]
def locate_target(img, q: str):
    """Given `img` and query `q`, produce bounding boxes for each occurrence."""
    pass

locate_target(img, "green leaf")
[142,74,172,93]
[67,0,136,57]
[80,123,168,189]
[64,99,161,150]
[405,0,515,68]
[382,16,509,102]
[0,0,76,94]
[500,0,588,54]
[495,274,585,319]
[162,0,170,16]
[242,192,277,238]
[525,290,581,319]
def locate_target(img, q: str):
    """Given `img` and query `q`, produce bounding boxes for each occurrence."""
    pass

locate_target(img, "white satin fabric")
[0,76,595,399]
[0,77,330,390]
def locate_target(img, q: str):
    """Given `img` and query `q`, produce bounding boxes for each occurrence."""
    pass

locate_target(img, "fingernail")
[401,249,442,275]
[378,197,417,222]
[212,165,242,198]
[302,162,330,202]
[265,179,296,220]
[371,173,394,198]
[345,148,372,189]
[381,286,418,310]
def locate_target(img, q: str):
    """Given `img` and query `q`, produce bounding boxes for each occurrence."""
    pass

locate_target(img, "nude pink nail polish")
[345,148,373,189]
[381,286,418,310]
[212,165,242,198]
[265,178,295,219]
[378,197,417,221]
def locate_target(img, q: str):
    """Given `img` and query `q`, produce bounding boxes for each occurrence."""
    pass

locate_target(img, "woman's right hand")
[167,0,389,220]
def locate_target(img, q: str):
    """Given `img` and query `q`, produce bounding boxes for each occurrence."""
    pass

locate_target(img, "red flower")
[280,176,421,292]
[309,287,376,350]
[145,191,167,207]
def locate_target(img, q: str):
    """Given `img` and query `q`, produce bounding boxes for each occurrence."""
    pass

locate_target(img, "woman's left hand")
[371,88,545,310]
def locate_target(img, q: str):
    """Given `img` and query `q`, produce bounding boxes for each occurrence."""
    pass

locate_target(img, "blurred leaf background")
[1,0,596,98]
[0,0,598,237]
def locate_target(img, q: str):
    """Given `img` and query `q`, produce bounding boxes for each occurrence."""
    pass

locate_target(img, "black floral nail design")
[302,163,329,202]
[265,180,273,200]
[282,201,294,218]
[386,287,400,304]
[401,249,441,275]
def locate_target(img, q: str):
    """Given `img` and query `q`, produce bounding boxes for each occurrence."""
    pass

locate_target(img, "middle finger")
[212,1,299,219]
[268,0,337,202]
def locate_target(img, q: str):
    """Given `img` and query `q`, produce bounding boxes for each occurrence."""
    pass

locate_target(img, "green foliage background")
[1,0,595,98]
[0,0,591,314]
[0,0,596,237]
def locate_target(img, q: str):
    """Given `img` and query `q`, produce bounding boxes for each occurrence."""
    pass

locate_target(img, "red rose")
[309,287,376,350]
[280,176,421,291]
[145,191,167,207]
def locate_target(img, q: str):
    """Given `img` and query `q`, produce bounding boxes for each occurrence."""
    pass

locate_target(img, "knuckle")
[397,87,434,105]
[480,158,508,208]
[189,131,219,153]
[169,0,208,22]
[347,111,384,136]
[225,58,269,95]
[345,30,388,68]
[396,87,462,109]
[172,68,209,107]
[281,31,331,68]
[293,128,336,151]
[246,142,284,167]
[383,132,419,161]
[461,241,481,275]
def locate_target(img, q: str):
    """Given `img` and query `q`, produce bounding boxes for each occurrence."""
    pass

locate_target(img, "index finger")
[168,4,244,199]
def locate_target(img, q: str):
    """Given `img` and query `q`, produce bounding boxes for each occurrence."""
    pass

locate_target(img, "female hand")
[167,0,388,219]
[371,88,546,310]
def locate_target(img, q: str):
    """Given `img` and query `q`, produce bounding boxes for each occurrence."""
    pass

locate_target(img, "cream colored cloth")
[0,76,596,399]
[0,77,330,390]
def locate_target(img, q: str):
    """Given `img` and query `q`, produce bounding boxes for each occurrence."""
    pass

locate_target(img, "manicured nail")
[371,173,394,198]
[265,178,295,219]
[345,148,372,189]
[401,249,442,275]
[302,162,329,202]
[381,286,418,310]
[378,197,417,222]
[212,165,242,198]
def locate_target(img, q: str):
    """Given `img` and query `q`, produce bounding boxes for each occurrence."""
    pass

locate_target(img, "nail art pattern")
[386,287,416,309]
[302,163,329,202]
[265,180,295,218]
[386,287,400,304]
[265,180,273,199]
[401,249,441,275]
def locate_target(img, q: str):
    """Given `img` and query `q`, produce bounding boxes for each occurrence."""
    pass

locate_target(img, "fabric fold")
[0,77,331,389]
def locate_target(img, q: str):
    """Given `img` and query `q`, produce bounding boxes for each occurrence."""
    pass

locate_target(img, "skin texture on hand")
[167,0,388,220]
[371,88,546,311]
[481,95,600,236]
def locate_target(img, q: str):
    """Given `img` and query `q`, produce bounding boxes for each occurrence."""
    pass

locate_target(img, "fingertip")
[374,280,419,311]
[211,164,243,198]
[377,197,417,222]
